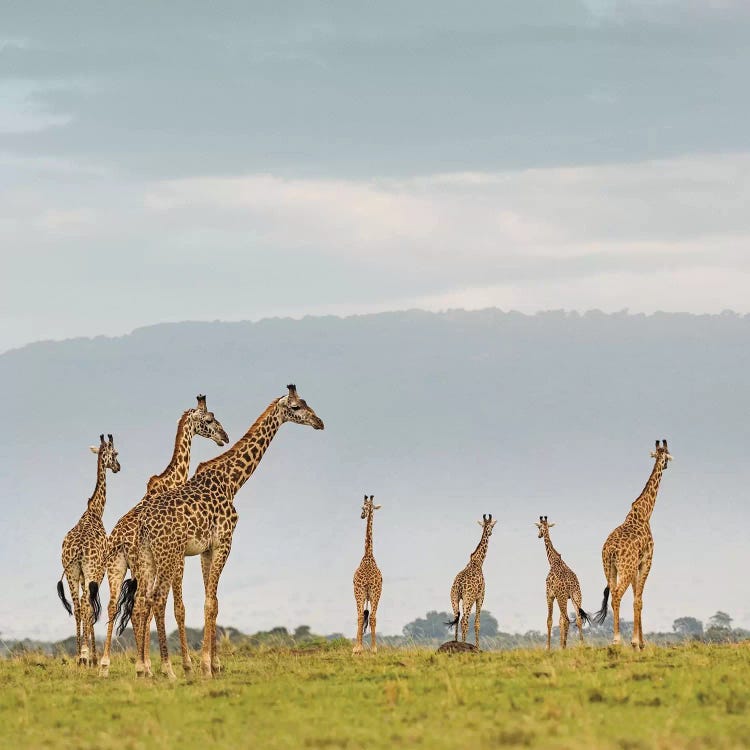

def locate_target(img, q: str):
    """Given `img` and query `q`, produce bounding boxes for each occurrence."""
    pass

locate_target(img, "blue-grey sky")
[2,0,750,352]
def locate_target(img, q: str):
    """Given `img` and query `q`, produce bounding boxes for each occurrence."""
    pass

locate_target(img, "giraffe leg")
[545,593,554,651]
[353,588,366,655]
[632,554,653,650]
[78,565,95,667]
[450,586,460,642]
[201,550,220,673]
[99,552,127,677]
[172,560,193,676]
[610,577,630,646]
[474,587,485,649]
[369,581,382,654]
[147,576,175,680]
[65,567,83,664]
[132,550,154,678]
[460,601,472,643]
[558,599,569,649]
[201,543,232,678]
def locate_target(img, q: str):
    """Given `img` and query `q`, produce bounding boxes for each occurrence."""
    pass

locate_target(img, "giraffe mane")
[146,410,192,492]
[195,398,281,474]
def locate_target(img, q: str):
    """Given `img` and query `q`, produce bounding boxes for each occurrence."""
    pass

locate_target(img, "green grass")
[1,643,749,749]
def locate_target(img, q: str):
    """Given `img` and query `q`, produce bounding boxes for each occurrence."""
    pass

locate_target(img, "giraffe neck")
[87,453,108,518]
[628,456,666,523]
[542,530,560,567]
[470,532,490,566]
[196,400,283,497]
[364,511,374,556]
[146,410,193,497]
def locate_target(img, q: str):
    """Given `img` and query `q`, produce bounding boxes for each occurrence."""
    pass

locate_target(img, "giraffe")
[98,395,228,677]
[446,514,496,647]
[535,515,591,650]
[592,439,673,649]
[352,494,383,655]
[57,434,120,666]
[121,384,324,679]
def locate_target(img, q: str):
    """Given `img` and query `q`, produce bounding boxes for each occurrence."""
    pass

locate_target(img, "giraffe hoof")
[371,647,378,655]
[352,645,363,655]
[98,666,110,678]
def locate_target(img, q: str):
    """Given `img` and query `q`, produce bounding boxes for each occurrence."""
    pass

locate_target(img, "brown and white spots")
[447,514,496,648]
[535,515,590,650]
[126,384,324,680]
[57,433,120,667]
[352,494,383,655]
[98,395,229,678]
[593,439,673,649]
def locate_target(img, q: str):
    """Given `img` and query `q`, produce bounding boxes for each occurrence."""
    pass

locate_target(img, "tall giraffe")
[535,515,591,650]
[57,434,120,666]
[98,395,228,677]
[352,494,383,655]
[593,440,673,648]
[122,384,324,679]
[446,514,496,647]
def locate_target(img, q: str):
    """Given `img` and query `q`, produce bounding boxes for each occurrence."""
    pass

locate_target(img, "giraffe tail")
[591,586,610,625]
[115,578,138,636]
[89,581,102,624]
[363,609,370,633]
[56,576,72,616]
[445,611,460,628]
[569,607,592,626]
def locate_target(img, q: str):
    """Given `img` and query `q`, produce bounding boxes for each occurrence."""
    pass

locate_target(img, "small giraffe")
[98,395,228,677]
[57,434,120,666]
[352,494,383,655]
[593,439,673,648]
[122,384,324,679]
[535,515,591,650]
[446,514,496,647]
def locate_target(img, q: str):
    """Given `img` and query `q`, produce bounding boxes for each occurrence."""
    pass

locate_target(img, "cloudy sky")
[2,0,749,353]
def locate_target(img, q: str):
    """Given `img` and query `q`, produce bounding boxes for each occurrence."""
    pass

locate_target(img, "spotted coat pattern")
[597,440,672,648]
[98,396,228,677]
[58,434,120,666]
[449,515,496,647]
[352,495,383,654]
[130,385,324,679]
[536,516,587,650]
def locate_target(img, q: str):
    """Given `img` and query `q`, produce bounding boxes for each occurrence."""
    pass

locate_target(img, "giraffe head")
[534,515,555,539]
[650,439,673,469]
[277,384,325,430]
[190,394,229,446]
[477,513,497,535]
[89,433,120,473]
[360,494,382,519]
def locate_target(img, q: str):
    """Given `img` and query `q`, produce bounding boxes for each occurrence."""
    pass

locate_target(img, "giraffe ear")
[548,522,555,528]
[477,520,484,527]
[89,445,100,454]
[374,504,382,510]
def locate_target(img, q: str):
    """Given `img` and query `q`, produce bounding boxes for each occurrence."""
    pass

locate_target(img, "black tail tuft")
[570,607,592,626]
[363,609,370,633]
[57,579,72,616]
[116,578,138,636]
[591,586,610,626]
[89,581,101,624]
[445,612,460,628]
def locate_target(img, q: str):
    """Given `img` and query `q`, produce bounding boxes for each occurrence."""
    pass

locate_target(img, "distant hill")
[2,309,749,642]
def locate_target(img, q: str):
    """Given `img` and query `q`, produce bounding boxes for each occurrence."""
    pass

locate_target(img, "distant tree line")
[2,609,748,657]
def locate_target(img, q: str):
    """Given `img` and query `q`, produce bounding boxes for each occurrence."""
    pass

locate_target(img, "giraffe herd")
[57,384,673,676]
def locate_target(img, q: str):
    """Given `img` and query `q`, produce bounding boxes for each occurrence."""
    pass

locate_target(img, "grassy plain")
[1,642,749,750]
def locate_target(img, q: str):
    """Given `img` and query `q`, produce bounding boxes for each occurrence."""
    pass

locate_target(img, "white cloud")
[144,152,750,268]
